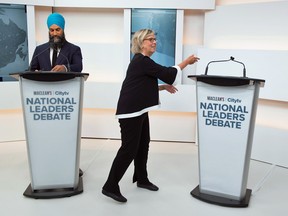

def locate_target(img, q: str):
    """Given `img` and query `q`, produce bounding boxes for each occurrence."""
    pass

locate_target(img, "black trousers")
[103,113,150,193]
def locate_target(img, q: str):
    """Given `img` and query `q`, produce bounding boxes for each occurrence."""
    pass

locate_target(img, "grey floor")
[0,138,287,216]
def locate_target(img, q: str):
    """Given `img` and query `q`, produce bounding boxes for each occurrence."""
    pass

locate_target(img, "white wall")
[205,1,288,50]
[202,0,288,167]
[215,0,282,5]
[53,0,215,9]
[1,0,288,167]
[0,5,201,143]
[82,109,196,142]
[253,99,288,167]
[0,0,215,9]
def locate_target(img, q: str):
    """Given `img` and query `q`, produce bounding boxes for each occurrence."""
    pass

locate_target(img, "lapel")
[41,44,53,71]
[56,42,69,65]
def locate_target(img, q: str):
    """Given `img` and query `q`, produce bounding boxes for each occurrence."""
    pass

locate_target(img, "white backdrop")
[1,0,288,168]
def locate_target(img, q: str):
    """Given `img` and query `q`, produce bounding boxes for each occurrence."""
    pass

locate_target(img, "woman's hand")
[159,84,178,94]
[186,55,200,65]
[178,55,200,70]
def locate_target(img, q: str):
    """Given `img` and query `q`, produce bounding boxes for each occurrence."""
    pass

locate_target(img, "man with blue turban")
[47,12,65,30]
[29,13,84,177]
[29,13,83,72]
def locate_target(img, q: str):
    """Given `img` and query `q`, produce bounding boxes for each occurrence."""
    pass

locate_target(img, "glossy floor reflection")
[0,138,287,216]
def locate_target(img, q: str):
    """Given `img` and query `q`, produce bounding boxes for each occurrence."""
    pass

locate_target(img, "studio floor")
[0,138,287,216]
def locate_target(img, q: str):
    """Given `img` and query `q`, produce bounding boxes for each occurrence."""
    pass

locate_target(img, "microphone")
[54,48,71,72]
[230,56,246,77]
[205,56,246,77]
[27,46,50,71]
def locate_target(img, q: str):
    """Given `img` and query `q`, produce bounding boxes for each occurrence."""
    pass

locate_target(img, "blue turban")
[47,13,65,30]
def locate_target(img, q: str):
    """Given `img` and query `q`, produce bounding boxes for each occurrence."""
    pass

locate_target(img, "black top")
[116,53,178,117]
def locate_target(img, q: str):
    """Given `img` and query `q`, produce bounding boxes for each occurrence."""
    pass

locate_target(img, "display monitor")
[0,4,28,81]
[131,8,177,68]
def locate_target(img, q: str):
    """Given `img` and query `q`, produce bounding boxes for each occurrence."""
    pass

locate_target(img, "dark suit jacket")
[116,53,177,116]
[30,41,83,72]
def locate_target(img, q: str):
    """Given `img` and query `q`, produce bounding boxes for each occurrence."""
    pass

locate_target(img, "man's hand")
[51,65,67,72]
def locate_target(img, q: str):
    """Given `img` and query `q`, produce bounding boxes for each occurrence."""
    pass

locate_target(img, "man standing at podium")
[29,13,83,72]
[29,13,84,177]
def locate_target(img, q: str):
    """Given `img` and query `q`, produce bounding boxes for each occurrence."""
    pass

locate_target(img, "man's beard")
[49,33,66,49]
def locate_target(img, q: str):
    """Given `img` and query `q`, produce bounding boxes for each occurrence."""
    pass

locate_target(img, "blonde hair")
[131,29,155,54]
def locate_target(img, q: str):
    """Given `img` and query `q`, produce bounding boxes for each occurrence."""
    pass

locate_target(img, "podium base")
[190,185,251,207]
[23,177,83,199]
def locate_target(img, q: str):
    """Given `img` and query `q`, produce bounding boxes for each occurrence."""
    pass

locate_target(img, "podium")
[10,71,89,199]
[188,74,265,207]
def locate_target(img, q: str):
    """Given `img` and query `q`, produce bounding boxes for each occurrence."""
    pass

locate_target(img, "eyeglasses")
[144,38,157,42]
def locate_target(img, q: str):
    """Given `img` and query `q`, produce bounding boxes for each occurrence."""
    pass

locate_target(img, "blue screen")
[131,8,176,67]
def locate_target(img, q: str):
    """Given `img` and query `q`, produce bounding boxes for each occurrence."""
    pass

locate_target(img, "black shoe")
[79,169,83,177]
[102,189,127,203]
[137,182,159,191]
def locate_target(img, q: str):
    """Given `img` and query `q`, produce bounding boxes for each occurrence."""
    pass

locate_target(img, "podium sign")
[189,75,265,207]
[11,72,89,198]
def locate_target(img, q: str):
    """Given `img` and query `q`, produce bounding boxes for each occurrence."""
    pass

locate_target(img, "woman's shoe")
[102,189,127,203]
[137,182,159,191]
